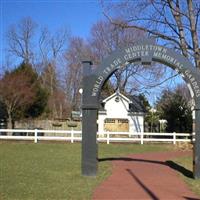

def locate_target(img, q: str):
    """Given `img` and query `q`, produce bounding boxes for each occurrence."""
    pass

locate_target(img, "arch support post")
[82,108,98,176]
[81,60,98,176]
[79,40,200,179]
[194,108,200,179]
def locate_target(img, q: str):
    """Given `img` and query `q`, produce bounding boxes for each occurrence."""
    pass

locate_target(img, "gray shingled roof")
[99,92,146,113]
[127,95,146,113]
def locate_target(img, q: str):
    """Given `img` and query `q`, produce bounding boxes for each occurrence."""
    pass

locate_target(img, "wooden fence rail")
[0,129,194,144]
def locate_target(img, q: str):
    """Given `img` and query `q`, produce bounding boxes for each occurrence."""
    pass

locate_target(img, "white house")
[98,92,145,134]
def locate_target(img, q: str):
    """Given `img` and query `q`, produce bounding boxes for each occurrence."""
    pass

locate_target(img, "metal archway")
[81,39,200,179]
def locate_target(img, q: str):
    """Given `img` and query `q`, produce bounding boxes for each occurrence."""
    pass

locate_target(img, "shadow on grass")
[166,161,193,178]
[98,157,193,178]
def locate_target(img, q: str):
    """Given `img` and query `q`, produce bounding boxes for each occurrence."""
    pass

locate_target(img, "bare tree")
[4,16,71,119]
[102,0,200,69]
[0,71,35,128]
[50,28,69,60]
[53,89,71,118]
[39,28,69,118]
[7,17,37,64]
[64,37,92,111]
[64,20,179,110]
[38,27,51,67]
[89,20,146,93]
[88,20,178,95]
[89,20,144,60]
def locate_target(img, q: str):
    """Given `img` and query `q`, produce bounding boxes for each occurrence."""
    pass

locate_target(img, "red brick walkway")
[93,151,200,200]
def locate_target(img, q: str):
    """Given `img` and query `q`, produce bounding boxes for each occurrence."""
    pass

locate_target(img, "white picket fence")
[0,129,194,144]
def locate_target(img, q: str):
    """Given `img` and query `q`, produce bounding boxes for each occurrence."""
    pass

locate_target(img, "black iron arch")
[81,39,200,178]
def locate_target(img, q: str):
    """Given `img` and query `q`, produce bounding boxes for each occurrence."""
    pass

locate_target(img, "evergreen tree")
[16,62,49,119]
[0,62,48,128]
[138,94,150,112]
[0,101,7,120]
[156,89,192,133]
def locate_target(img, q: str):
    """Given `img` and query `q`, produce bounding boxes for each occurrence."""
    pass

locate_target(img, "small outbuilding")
[98,91,145,134]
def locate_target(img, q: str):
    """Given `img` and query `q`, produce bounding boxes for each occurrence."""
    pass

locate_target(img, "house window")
[118,119,129,123]
[115,96,120,102]
[104,118,129,132]
[104,118,115,123]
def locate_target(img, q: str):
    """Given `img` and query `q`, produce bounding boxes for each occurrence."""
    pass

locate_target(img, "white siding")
[98,114,106,134]
[129,115,144,133]
[104,96,129,118]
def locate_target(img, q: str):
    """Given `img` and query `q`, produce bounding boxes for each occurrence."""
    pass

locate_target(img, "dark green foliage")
[157,89,192,133]
[138,94,150,112]
[25,87,48,118]
[0,101,7,120]
[17,62,49,118]
[101,80,115,97]
[145,109,160,132]
[2,62,48,121]
[138,94,160,132]
[14,62,38,82]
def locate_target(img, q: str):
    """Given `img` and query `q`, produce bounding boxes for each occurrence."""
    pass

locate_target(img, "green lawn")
[173,156,200,197]
[0,142,197,200]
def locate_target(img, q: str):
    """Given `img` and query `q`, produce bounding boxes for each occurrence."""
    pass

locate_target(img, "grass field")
[0,142,198,200]
[173,156,200,197]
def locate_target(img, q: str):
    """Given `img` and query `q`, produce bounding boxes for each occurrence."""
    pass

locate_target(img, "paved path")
[93,151,200,200]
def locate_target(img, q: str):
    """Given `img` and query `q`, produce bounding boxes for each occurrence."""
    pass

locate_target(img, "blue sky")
[0,0,186,105]
[0,0,104,67]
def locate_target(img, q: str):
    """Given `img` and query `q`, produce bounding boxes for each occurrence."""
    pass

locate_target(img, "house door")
[104,118,129,132]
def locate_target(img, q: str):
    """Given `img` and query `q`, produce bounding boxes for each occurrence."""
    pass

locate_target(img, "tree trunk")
[167,0,188,58]
[7,112,12,129]
[7,111,13,135]
[187,0,200,69]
